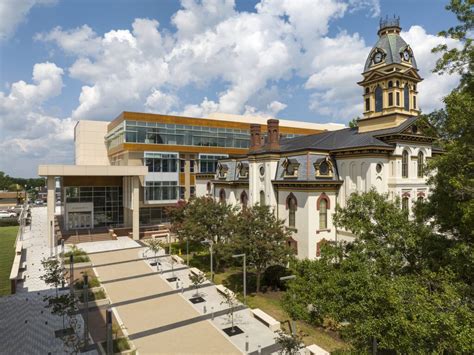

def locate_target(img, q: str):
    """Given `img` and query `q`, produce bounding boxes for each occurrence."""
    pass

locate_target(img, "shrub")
[64,246,90,263]
[78,289,106,302]
[74,274,100,289]
[263,264,291,291]
[0,218,19,227]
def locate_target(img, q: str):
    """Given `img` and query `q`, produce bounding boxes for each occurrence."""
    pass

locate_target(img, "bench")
[215,284,236,299]
[172,255,184,264]
[304,344,330,355]
[189,267,204,277]
[251,308,280,332]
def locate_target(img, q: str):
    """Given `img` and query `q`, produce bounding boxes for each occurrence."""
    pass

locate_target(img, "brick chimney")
[249,124,262,152]
[266,119,280,150]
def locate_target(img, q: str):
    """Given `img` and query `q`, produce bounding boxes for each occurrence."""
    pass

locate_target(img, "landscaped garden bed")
[64,246,90,264]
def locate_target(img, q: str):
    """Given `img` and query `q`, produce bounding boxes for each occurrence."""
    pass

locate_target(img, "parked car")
[34,200,44,206]
[0,211,16,218]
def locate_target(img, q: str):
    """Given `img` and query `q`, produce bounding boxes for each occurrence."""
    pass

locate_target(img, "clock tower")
[357,16,423,133]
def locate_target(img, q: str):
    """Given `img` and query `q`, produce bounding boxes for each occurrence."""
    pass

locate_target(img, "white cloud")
[0,62,74,177]
[0,0,57,41]
[267,100,287,115]
[145,90,178,112]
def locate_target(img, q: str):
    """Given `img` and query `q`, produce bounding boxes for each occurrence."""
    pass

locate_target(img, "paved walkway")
[90,248,241,354]
[0,206,95,355]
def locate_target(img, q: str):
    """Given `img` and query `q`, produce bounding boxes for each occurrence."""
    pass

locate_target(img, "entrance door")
[68,212,93,229]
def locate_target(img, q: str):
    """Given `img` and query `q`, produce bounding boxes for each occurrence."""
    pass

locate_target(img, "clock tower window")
[404,85,410,111]
[375,85,383,112]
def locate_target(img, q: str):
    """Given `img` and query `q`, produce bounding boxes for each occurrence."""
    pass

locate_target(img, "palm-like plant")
[146,239,165,266]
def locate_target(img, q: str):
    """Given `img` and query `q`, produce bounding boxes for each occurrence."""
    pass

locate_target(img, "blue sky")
[0,0,461,177]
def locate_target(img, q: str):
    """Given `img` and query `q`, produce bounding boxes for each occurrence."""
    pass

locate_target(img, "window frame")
[402,150,409,178]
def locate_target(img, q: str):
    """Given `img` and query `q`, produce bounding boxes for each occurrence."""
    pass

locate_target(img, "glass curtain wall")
[199,154,228,173]
[145,181,179,201]
[65,186,123,227]
[144,152,178,172]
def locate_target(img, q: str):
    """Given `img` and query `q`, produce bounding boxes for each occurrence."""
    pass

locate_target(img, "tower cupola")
[357,16,423,133]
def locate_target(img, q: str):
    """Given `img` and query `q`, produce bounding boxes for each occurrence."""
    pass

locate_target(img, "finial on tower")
[378,15,401,36]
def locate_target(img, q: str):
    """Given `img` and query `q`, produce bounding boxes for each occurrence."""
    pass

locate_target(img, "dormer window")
[216,163,228,179]
[282,158,299,178]
[236,162,249,179]
[314,157,334,177]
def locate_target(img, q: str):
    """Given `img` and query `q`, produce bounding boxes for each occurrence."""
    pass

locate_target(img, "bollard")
[176,281,179,289]
[181,285,184,294]
[211,307,214,320]
[203,305,207,314]
[245,335,249,352]
[106,309,113,355]
[258,345,261,354]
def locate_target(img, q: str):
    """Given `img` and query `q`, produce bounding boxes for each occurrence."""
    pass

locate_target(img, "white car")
[0,211,16,218]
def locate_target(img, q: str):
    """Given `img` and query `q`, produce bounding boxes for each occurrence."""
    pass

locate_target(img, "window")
[144,153,178,173]
[319,199,327,229]
[388,81,393,88]
[260,190,265,206]
[240,191,248,208]
[396,80,400,87]
[199,154,228,173]
[404,85,410,110]
[417,195,424,203]
[219,189,226,203]
[388,92,393,106]
[365,87,369,94]
[402,196,409,213]
[365,98,370,111]
[417,151,424,177]
[413,95,417,109]
[259,165,265,177]
[396,92,400,106]
[376,163,383,174]
[375,85,383,112]
[145,181,178,201]
[402,150,409,178]
[287,194,297,228]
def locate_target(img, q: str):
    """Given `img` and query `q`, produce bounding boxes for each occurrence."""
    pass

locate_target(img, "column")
[47,176,55,248]
[132,176,140,240]
[184,156,191,200]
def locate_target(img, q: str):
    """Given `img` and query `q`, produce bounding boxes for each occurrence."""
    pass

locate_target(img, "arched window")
[259,190,265,206]
[287,194,297,228]
[319,199,327,229]
[375,85,383,112]
[404,85,410,110]
[388,80,393,88]
[402,196,409,213]
[219,189,226,203]
[417,151,424,177]
[240,191,248,208]
[402,150,409,178]
[317,194,330,230]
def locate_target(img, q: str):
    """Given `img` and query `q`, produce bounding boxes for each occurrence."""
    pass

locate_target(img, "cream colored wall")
[75,120,110,165]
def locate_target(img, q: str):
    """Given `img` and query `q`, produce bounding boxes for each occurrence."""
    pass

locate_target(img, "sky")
[0,0,462,177]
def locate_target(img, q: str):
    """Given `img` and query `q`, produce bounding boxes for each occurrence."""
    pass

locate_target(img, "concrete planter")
[97,337,136,355]
[74,286,103,295]
[71,261,92,269]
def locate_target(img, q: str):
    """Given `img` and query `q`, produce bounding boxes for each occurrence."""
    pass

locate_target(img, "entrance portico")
[38,165,148,248]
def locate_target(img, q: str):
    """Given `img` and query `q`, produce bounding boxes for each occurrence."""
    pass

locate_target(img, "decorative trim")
[317,193,330,210]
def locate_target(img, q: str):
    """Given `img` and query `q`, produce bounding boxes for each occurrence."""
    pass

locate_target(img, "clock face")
[403,50,410,61]
[374,52,383,64]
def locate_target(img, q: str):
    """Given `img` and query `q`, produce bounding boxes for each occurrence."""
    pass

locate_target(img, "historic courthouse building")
[207,18,439,259]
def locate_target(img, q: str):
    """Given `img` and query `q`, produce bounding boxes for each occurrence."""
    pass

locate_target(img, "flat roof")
[38,165,148,177]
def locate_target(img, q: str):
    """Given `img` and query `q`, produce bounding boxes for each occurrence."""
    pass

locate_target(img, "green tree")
[234,204,292,293]
[40,257,64,298]
[188,272,206,297]
[275,330,305,355]
[146,238,165,265]
[168,197,239,271]
[283,191,474,353]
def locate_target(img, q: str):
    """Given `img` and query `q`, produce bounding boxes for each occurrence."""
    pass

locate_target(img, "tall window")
[259,190,265,206]
[240,191,248,209]
[145,153,178,172]
[402,196,409,213]
[413,95,417,109]
[219,189,226,203]
[287,194,297,228]
[404,85,410,110]
[145,181,178,201]
[319,199,327,230]
[375,85,383,112]
[365,98,370,111]
[388,92,393,106]
[402,150,409,178]
[396,92,400,106]
[417,151,424,177]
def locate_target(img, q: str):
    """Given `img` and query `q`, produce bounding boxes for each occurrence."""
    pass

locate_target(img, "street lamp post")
[201,239,214,282]
[280,275,297,336]
[232,253,246,304]
[186,236,189,266]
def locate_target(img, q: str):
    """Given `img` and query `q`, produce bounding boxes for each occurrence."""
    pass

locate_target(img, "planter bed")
[97,337,136,355]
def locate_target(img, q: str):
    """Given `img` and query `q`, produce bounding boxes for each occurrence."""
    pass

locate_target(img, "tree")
[220,289,239,333]
[283,191,474,353]
[41,257,64,298]
[275,330,304,355]
[167,197,239,271]
[189,272,206,297]
[234,204,292,293]
[146,238,165,265]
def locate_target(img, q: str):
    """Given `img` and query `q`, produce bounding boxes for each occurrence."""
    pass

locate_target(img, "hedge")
[0,218,19,227]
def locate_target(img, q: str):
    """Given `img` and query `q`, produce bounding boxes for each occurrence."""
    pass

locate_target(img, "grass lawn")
[181,249,349,352]
[0,226,19,296]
